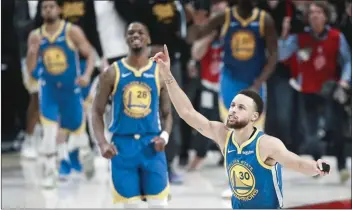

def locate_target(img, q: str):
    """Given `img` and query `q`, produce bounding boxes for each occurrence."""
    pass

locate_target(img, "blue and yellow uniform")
[38,20,85,133]
[219,7,267,121]
[79,59,93,106]
[109,58,169,203]
[224,128,283,209]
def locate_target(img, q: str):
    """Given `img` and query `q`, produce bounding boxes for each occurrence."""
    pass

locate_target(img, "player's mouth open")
[131,38,142,45]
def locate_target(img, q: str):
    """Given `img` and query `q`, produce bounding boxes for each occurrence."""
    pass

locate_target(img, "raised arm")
[186,10,225,43]
[68,24,95,79]
[260,135,328,176]
[191,31,217,61]
[26,30,41,74]
[152,45,228,148]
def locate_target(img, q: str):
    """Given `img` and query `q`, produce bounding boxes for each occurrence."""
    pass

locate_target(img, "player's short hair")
[42,0,63,7]
[238,89,264,116]
[125,22,150,36]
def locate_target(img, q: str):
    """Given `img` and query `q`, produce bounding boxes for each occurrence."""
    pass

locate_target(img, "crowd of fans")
[2,0,352,186]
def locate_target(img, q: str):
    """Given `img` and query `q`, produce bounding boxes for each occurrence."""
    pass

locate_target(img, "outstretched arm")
[153,45,228,148]
[261,136,329,176]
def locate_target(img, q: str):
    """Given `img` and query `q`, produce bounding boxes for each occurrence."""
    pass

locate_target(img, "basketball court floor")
[2,152,351,209]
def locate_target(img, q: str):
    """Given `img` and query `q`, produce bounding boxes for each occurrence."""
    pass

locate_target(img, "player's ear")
[147,37,151,45]
[252,112,259,122]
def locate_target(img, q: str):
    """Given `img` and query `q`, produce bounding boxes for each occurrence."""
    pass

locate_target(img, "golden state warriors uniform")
[109,58,169,203]
[224,128,283,209]
[219,7,267,121]
[79,60,93,106]
[38,20,84,133]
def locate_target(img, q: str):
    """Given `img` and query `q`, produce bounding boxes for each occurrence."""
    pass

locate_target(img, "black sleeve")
[84,0,103,58]
[34,0,43,28]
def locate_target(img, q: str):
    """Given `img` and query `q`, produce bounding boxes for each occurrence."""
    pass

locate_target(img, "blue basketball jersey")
[38,20,81,91]
[224,128,283,209]
[220,7,267,84]
[109,58,161,135]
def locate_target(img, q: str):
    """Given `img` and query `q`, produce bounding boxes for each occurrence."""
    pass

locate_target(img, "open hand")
[152,136,166,152]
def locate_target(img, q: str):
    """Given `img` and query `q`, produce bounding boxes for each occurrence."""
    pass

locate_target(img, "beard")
[226,118,250,129]
[44,17,57,24]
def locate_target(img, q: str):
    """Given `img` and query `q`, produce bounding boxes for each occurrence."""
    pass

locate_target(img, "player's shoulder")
[260,133,283,146]
[28,28,42,41]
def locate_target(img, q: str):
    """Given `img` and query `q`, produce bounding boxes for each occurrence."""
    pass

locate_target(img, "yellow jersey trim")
[65,22,76,50]
[232,128,259,154]
[121,58,153,77]
[223,130,233,169]
[41,20,65,43]
[233,7,259,27]
[256,135,273,170]
[220,7,231,37]
[259,10,266,37]
[111,62,120,95]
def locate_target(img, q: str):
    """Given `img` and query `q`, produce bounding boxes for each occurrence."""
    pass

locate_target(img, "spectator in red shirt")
[278,1,351,182]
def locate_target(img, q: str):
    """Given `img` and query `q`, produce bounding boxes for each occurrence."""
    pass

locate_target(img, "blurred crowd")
[2,0,352,187]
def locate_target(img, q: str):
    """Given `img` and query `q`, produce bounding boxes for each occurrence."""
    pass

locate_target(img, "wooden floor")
[1,152,351,208]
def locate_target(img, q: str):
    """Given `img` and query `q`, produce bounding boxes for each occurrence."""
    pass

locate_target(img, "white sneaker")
[21,136,38,159]
[79,148,95,180]
[41,164,57,189]
[221,188,233,199]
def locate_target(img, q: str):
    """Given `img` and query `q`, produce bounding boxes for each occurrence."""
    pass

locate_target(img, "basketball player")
[92,22,172,208]
[188,0,277,126]
[188,0,278,197]
[26,0,95,188]
[152,45,330,209]
[58,60,95,180]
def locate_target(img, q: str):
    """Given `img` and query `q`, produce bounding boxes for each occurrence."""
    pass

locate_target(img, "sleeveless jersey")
[38,20,81,91]
[224,128,283,209]
[220,7,267,84]
[109,58,161,135]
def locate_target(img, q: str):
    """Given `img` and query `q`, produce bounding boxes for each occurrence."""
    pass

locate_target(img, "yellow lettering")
[62,2,85,20]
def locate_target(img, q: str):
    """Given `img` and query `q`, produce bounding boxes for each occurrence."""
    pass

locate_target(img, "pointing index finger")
[164,44,169,58]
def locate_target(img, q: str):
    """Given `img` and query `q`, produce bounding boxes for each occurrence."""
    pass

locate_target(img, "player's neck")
[44,19,61,35]
[236,5,253,19]
[125,51,149,70]
[233,126,255,146]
